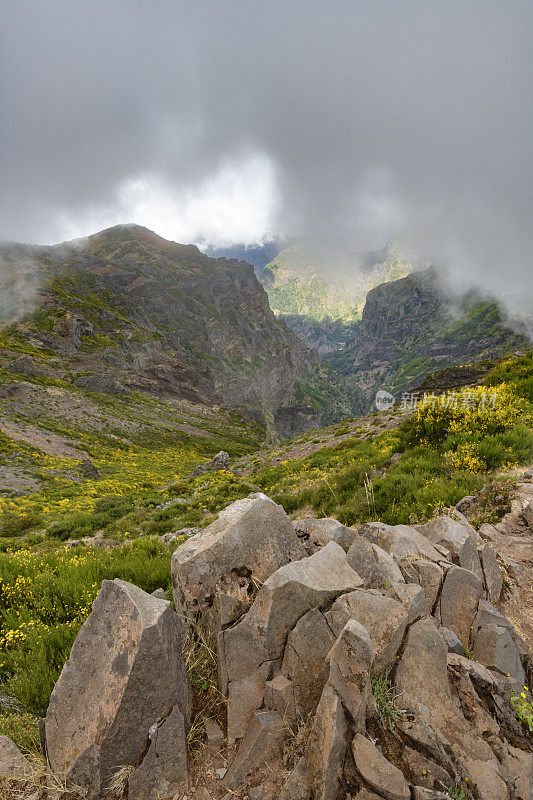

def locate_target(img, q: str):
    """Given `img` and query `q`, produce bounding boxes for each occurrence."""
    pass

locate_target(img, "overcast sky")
[1,1,532,311]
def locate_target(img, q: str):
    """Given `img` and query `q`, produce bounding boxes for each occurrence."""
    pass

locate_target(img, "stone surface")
[45,579,191,800]
[172,494,306,620]
[227,663,271,743]
[438,626,463,656]
[0,735,31,779]
[395,617,508,800]
[293,517,358,553]
[480,545,503,602]
[205,717,224,744]
[401,559,442,610]
[351,734,410,800]
[192,450,230,475]
[224,711,285,790]
[306,684,348,800]
[361,521,444,563]
[416,516,477,560]
[439,566,482,644]
[281,607,335,715]
[280,757,309,800]
[346,536,379,587]
[472,623,525,685]
[223,542,362,682]
[265,674,298,725]
[371,543,405,585]
[128,704,188,800]
[327,619,373,727]
[328,590,408,674]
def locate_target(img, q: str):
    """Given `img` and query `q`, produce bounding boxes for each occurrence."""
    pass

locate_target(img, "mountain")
[206,239,284,272]
[330,268,528,407]
[0,225,354,438]
[258,240,418,353]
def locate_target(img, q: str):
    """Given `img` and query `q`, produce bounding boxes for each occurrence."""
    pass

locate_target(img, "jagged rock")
[128,704,188,800]
[227,663,271,743]
[45,579,191,800]
[500,745,533,800]
[327,590,408,674]
[9,356,45,376]
[214,591,249,628]
[472,624,525,686]
[346,536,379,586]
[293,517,358,553]
[306,684,348,800]
[447,653,497,690]
[281,607,335,715]
[80,457,99,478]
[389,582,429,623]
[360,521,443,563]
[400,559,442,609]
[395,617,508,800]
[416,516,477,559]
[457,533,484,583]
[351,734,410,800]
[265,674,298,725]
[223,542,362,683]
[74,374,128,394]
[480,545,503,602]
[438,626,463,656]
[172,493,306,621]
[371,543,405,585]
[280,757,309,800]
[223,711,285,790]
[192,450,230,476]
[439,566,482,644]
[327,620,373,727]
[151,587,167,599]
[455,495,477,515]
[0,735,31,778]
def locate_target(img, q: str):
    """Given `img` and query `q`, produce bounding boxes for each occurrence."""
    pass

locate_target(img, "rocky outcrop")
[0,736,31,779]
[45,579,192,800]
[44,486,533,800]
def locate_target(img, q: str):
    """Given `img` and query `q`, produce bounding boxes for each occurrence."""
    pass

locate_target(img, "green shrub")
[0,712,41,755]
[0,514,43,538]
[371,672,404,731]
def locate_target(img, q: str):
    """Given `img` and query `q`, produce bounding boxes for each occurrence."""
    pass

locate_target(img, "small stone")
[204,717,224,744]
[216,768,228,779]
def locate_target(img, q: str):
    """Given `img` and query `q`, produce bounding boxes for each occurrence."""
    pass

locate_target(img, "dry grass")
[0,754,86,799]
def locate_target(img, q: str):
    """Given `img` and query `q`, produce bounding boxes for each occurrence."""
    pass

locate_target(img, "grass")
[371,673,404,731]
[511,686,533,733]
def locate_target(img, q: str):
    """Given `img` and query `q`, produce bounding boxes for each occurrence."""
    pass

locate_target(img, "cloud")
[1,0,532,315]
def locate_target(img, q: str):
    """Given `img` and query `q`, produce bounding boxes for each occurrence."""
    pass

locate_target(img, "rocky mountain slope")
[259,240,417,353]
[331,268,528,409]
[0,225,353,437]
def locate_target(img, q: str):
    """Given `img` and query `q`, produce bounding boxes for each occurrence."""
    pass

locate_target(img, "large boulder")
[360,522,444,564]
[351,734,410,800]
[45,579,192,800]
[306,684,348,800]
[172,493,306,624]
[281,607,335,715]
[293,517,358,554]
[439,566,482,644]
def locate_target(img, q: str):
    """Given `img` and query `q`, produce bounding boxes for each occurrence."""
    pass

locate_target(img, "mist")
[1,1,532,317]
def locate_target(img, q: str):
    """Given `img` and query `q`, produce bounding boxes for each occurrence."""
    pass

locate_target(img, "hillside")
[331,268,528,409]
[0,225,354,437]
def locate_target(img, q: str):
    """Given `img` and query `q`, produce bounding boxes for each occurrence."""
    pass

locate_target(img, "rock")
[0,735,31,779]
[412,789,449,800]
[438,627,463,656]
[446,653,497,690]
[389,582,429,623]
[281,607,335,715]
[371,543,405,585]
[74,374,128,394]
[395,617,508,800]
[306,684,348,800]
[351,734,410,800]
[9,356,45,376]
[457,533,484,583]
[192,451,230,476]
[128,704,188,800]
[472,624,525,686]
[523,470,533,480]
[223,542,362,683]
[400,559,442,610]
[327,590,408,674]
[500,745,533,800]
[80,457,100,478]
[280,757,309,800]
[227,663,271,743]
[204,717,224,744]
[265,674,298,725]
[346,536,379,586]
[360,521,443,563]
[172,493,306,621]
[45,579,191,800]
[480,545,503,603]
[223,711,285,790]
[293,517,357,553]
[455,495,477,515]
[151,587,167,599]
[416,516,477,560]
[327,620,373,727]
[439,566,482,644]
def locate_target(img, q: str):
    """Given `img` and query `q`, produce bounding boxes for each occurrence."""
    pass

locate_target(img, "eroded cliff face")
[0,225,353,437]
[331,269,527,408]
